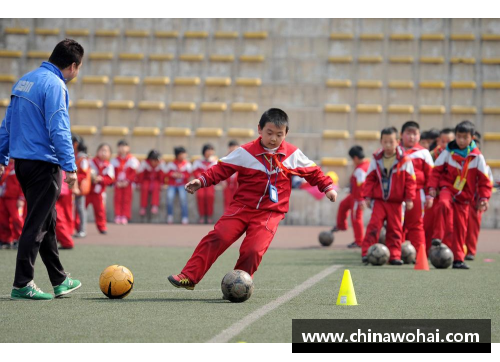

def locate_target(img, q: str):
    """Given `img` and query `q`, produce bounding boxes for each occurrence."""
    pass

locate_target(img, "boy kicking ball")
[168,108,337,290]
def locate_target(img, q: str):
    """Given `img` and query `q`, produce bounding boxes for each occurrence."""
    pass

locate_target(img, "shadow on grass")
[83,297,227,303]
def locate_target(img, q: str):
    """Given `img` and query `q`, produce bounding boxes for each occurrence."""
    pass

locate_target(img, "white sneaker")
[181,217,189,225]
[167,215,174,224]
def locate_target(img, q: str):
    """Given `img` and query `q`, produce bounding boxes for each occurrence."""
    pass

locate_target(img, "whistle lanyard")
[262,154,280,189]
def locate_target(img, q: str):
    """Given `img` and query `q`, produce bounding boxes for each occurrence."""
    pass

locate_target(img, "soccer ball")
[378,226,386,245]
[367,243,390,266]
[318,231,334,247]
[401,241,416,264]
[99,265,134,299]
[429,244,454,269]
[221,270,254,303]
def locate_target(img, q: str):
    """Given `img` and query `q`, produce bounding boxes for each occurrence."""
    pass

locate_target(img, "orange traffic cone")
[414,243,430,271]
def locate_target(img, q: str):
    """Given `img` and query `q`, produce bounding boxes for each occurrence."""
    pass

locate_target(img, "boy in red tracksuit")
[223,140,240,211]
[164,147,192,225]
[168,108,337,290]
[400,121,434,252]
[331,145,370,248]
[361,127,417,265]
[73,140,90,238]
[193,144,217,224]
[428,121,493,269]
[111,140,139,225]
[137,149,164,217]
[87,143,115,234]
[56,171,75,249]
[0,160,24,249]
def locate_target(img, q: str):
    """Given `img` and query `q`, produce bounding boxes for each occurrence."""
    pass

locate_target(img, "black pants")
[13,159,66,288]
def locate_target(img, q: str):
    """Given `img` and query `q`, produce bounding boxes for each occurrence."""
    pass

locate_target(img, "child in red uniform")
[111,140,139,225]
[87,143,115,234]
[56,171,75,249]
[428,121,493,269]
[331,146,370,248]
[400,121,434,252]
[361,127,417,265]
[193,144,217,224]
[168,109,337,290]
[164,147,192,225]
[137,149,163,217]
[223,140,240,211]
[0,160,24,249]
[73,135,90,238]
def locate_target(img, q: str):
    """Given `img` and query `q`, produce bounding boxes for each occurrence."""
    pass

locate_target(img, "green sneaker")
[54,275,82,298]
[11,281,54,301]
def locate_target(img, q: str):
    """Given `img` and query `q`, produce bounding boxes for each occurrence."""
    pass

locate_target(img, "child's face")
[258,122,287,149]
[97,146,111,160]
[381,133,398,155]
[118,145,130,156]
[204,149,215,159]
[420,139,431,150]
[176,152,187,162]
[150,159,160,168]
[401,128,420,149]
[439,133,454,148]
[456,132,473,150]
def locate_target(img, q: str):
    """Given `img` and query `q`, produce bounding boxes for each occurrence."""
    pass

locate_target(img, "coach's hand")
[425,197,434,209]
[478,199,489,212]
[406,200,414,210]
[64,172,78,189]
[325,189,337,202]
[185,179,202,194]
[0,164,4,178]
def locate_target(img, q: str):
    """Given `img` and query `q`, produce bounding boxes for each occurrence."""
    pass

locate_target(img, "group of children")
[334,120,496,270]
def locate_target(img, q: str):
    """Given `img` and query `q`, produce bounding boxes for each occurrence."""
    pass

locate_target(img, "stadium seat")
[199,102,227,129]
[81,75,109,101]
[118,53,145,77]
[130,127,160,154]
[73,100,105,127]
[136,101,165,127]
[88,52,115,76]
[122,29,151,54]
[329,33,354,40]
[106,100,136,127]
[111,76,140,101]
[168,102,196,129]
[162,127,192,155]
[204,77,232,102]
[99,126,131,153]
[172,77,201,103]
[0,74,15,99]
[142,76,170,102]
[0,50,22,77]
[147,53,174,77]
[33,28,60,52]
[320,130,350,158]
[4,27,30,52]
[71,125,98,136]
[94,29,121,53]
[193,128,224,156]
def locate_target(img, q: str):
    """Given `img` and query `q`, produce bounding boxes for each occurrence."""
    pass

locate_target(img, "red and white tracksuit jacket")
[111,154,139,220]
[74,152,90,232]
[403,144,434,251]
[466,165,494,256]
[136,160,164,209]
[87,158,115,232]
[361,147,417,260]
[56,171,74,248]
[0,161,24,243]
[428,142,492,261]
[193,157,217,218]
[163,160,192,187]
[336,160,370,245]
[223,172,238,211]
[182,137,334,284]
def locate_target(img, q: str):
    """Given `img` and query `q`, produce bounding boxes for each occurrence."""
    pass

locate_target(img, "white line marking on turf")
[207,264,343,343]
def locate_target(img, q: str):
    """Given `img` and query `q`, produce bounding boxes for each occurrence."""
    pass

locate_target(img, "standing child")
[331,146,370,248]
[87,143,115,234]
[223,140,240,211]
[137,149,163,217]
[0,160,24,249]
[193,144,217,224]
[164,147,192,225]
[73,135,90,238]
[56,171,75,249]
[111,140,139,224]
[361,127,417,265]
[168,109,337,290]
[428,121,493,269]
[400,121,434,252]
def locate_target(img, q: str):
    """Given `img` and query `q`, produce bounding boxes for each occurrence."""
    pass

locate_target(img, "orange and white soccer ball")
[99,265,134,299]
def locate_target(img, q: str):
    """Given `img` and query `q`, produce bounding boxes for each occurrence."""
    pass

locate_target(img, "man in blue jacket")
[0,39,84,301]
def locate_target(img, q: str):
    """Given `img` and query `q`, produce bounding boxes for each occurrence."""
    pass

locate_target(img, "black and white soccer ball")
[221,270,254,303]
[401,241,416,264]
[429,244,454,269]
[367,243,390,266]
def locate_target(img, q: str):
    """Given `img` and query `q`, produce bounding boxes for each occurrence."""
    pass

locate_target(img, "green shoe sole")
[54,282,82,298]
[10,295,53,301]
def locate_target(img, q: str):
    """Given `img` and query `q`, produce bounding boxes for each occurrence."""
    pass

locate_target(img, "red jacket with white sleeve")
[196,137,333,213]
[90,157,115,195]
[192,157,217,179]
[428,141,492,204]
[403,143,434,190]
[350,160,371,202]
[111,154,140,185]
[362,146,417,203]
[136,160,164,184]
[0,161,23,200]
[164,160,192,186]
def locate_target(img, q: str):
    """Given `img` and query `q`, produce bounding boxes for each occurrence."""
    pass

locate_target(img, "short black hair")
[77,142,87,153]
[380,127,399,139]
[401,121,420,134]
[96,143,111,153]
[420,131,430,140]
[428,128,440,140]
[147,149,161,161]
[174,146,187,157]
[117,139,129,147]
[455,120,475,136]
[228,140,239,148]
[474,131,481,140]
[259,108,289,133]
[71,133,83,145]
[49,39,84,69]
[348,145,365,160]
[202,143,214,156]
[440,128,454,135]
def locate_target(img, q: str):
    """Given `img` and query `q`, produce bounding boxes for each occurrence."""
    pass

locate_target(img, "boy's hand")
[325,189,337,202]
[95,175,103,183]
[429,189,436,198]
[406,200,414,210]
[0,164,4,177]
[185,179,202,194]
[478,199,489,212]
[365,198,372,209]
[425,197,434,209]
[358,201,367,210]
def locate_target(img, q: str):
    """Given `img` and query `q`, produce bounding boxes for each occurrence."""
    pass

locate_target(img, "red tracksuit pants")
[56,194,74,248]
[403,189,426,251]
[0,198,23,242]
[196,186,215,217]
[432,188,469,262]
[465,206,482,257]
[362,200,403,260]
[115,185,133,220]
[336,194,364,245]
[86,192,107,232]
[182,201,284,284]
[140,181,161,208]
